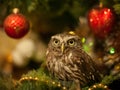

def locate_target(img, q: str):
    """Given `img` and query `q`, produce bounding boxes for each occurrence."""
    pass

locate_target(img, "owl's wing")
[71,49,101,85]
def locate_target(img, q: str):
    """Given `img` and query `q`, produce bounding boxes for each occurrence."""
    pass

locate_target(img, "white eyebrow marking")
[68,53,72,59]
[46,50,49,55]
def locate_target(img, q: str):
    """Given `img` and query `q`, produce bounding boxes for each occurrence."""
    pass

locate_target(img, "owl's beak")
[61,43,65,53]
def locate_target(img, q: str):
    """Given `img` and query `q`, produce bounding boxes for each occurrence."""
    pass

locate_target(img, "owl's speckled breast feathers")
[46,31,101,86]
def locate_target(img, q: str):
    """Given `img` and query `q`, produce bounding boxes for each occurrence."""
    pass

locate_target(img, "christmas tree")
[0,0,120,90]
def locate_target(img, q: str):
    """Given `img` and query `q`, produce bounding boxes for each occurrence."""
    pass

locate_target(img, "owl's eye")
[68,39,75,46]
[53,39,60,46]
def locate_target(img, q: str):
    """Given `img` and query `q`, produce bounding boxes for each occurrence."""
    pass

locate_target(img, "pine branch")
[15,68,63,90]
[14,66,120,90]
[113,4,120,14]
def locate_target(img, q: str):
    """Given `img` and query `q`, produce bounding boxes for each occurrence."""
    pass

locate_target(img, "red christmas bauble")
[3,9,30,39]
[88,7,115,38]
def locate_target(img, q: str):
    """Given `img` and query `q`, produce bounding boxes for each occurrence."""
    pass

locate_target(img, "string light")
[68,31,76,35]
[52,81,55,85]
[58,83,61,87]
[115,64,120,70]
[63,86,67,90]
[19,76,67,89]
[88,83,109,90]
[109,47,115,54]
[82,37,86,43]
[19,77,110,90]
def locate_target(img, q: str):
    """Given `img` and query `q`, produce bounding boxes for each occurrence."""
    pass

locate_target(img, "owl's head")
[48,31,82,55]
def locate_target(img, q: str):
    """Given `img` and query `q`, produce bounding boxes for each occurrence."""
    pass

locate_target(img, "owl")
[46,31,101,89]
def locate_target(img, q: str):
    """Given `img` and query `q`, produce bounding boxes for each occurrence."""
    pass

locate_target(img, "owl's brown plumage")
[46,31,101,89]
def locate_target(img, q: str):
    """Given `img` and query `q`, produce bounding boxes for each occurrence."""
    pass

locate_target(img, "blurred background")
[0,0,120,90]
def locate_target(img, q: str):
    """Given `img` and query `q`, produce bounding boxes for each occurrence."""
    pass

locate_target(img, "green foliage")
[113,4,120,14]
[100,0,114,7]
[0,0,98,17]
[14,67,120,90]
[101,75,118,85]
[0,73,13,90]
[16,80,61,90]
[15,68,62,90]
[113,0,120,15]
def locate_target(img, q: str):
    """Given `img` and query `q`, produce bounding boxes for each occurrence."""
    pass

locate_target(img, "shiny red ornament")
[3,9,30,39]
[88,7,115,38]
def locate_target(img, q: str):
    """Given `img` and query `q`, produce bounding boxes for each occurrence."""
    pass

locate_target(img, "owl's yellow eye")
[53,39,60,46]
[68,39,75,46]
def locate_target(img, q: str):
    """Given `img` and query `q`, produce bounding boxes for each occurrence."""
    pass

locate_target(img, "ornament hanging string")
[13,8,19,14]
[99,2,103,8]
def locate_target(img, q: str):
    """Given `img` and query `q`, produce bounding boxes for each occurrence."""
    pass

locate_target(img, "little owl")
[46,31,101,90]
